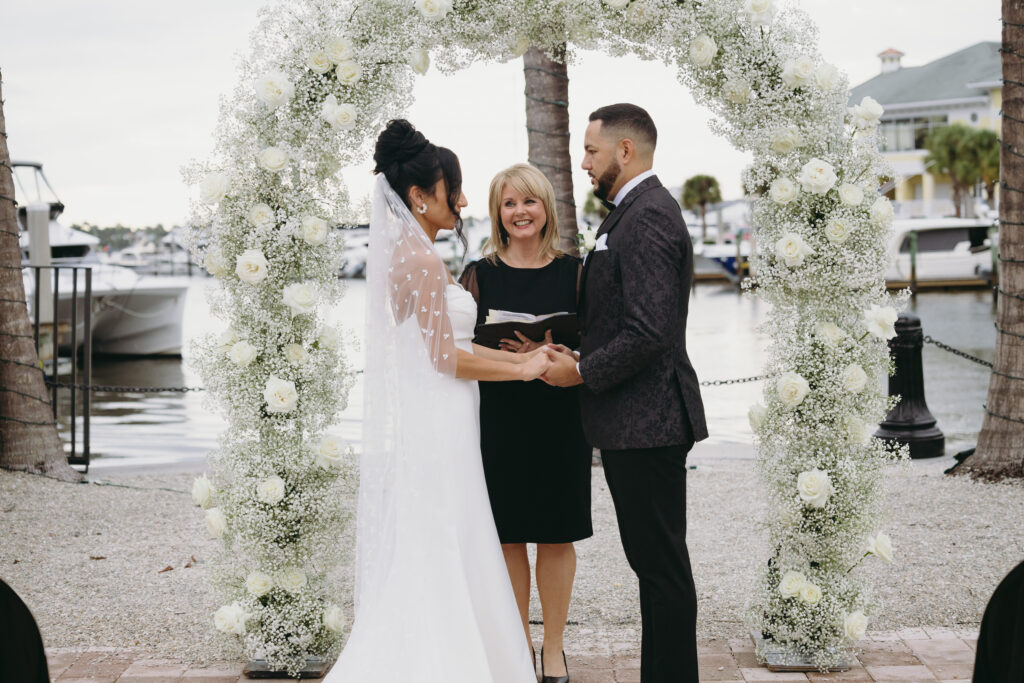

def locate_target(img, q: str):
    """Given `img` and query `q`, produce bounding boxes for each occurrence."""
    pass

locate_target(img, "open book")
[474,308,580,349]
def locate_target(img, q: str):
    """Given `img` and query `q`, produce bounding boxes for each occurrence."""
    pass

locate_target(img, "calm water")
[57,278,996,472]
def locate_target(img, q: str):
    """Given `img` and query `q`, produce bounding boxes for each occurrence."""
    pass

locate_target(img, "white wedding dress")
[324,177,535,682]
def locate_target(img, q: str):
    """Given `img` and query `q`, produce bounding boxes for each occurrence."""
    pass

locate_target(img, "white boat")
[14,161,190,356]
[886,217,996,287]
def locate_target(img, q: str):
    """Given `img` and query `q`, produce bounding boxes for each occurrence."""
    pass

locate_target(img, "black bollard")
[874,313,945,459]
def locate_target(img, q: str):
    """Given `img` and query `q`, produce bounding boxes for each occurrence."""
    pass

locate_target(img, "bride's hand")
[518,349,553,381]
[499,330,552,355]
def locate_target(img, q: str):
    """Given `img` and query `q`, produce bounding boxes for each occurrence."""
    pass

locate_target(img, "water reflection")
[59,279,996,471]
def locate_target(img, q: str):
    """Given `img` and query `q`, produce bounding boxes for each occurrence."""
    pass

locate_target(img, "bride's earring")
[417,203,428,214]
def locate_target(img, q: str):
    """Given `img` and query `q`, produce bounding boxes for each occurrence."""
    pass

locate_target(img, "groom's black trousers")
[602,444,697,683]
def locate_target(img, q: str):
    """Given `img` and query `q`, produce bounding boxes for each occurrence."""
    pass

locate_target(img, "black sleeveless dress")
[459,255,593,544]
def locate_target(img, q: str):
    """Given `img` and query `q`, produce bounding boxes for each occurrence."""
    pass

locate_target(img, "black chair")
[0,579,49,683]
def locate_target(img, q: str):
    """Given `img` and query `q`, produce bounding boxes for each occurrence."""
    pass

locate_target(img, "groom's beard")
[592,161,621,202]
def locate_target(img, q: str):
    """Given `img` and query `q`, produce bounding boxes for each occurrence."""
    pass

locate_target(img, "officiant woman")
[458,163,592,680]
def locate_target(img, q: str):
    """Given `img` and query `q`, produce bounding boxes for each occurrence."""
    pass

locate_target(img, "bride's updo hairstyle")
[373,119,466,248]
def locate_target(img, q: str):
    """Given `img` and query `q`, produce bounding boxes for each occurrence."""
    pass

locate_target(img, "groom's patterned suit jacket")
[577,175,708,451]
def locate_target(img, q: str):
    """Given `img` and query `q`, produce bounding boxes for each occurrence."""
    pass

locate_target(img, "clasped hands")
[500,330,582,387]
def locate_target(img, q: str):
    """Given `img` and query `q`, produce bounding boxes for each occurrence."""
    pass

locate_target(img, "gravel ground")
[1,456,1022,664]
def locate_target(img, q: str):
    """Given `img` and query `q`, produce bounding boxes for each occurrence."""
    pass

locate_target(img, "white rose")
[258,146,288,173]
[213,602,248,635]
[814,63,842,92]
[218,328,238,351]
[256,475,286,505]
[814,321,845,346]
[248,203,275,229]
[192,475,213,508]
[604,0,631,8]
[277,566,307,593]
[769,177,799,205]
[844,611,868,641]
[318,326,341,351]
[301,215,329,245]
[229,340,257,367]
[824,217,854,244]
[748,403,768,432]
[263,376,299,413]
[325,36,354,64]
[782,56,815,88]
[870,196,894,228]
[307,51,333,74]
[863,304,898,340]
[850,96,885,129]
[246,571,274,597]
[798,158,838,195]
[776,371,810,408]
[744,0,775,25]
[283,281,318,317]
[799,582,823,605]
[316,434,346,469]
[410,48,430,75]
[199,172,230,204]
[283,343,308,365]
[867,532,894,562]
[415,0,452,20]
[205,507,226,538]
[770,127,803,155]
[774,232,814,267]
[254,70,295,109]
[841,363,868,393]
[510,36,531,58]
[838,183,864,206]
[335,60,362,86]
[689,35,717,68]
[324,604,345,633]
[797,469,833,508]
[778,570,806,599]
[235,249,269,284]
[723,78,751,105]
[844,415,872,445]
[204,249,228,278]
[320,95,357,130]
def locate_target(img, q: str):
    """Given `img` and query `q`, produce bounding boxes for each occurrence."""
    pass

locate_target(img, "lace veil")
[354,174,458,610]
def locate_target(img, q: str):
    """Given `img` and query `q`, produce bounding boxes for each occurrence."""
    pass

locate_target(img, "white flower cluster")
[184,0,907,669]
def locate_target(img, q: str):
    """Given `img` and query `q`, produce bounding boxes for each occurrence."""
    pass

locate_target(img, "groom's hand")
[540,347,583,387]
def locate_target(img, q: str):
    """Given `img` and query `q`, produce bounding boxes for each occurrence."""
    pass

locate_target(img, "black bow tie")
[600,198,616,212]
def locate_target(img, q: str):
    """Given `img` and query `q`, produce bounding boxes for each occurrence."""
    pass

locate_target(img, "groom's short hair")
[589,103,657,153]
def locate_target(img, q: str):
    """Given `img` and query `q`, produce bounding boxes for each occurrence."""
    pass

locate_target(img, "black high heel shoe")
[540,647,569,683]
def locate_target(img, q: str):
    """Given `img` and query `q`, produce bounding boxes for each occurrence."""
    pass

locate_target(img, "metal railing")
[28,265,92,470]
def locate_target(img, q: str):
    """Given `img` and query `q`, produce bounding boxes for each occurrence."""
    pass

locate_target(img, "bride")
[324,120,549,682]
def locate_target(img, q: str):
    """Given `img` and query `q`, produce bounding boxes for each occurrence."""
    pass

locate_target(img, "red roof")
[878,48,905,57]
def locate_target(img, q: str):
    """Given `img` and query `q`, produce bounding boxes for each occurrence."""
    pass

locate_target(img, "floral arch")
[185,0,905,673]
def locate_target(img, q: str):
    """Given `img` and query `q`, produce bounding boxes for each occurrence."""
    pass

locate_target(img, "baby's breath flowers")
[184,0,904,670]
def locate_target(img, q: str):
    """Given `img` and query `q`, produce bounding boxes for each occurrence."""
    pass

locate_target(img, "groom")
[543,103,707,682]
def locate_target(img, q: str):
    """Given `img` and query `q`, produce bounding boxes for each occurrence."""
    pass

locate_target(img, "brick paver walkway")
[46,629,978,682]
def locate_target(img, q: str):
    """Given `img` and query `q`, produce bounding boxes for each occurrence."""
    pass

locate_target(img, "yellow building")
[850,42,1000,217]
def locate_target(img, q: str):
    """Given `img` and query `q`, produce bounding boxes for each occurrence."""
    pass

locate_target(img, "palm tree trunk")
[523,46,577,252]
[0,69,80,481]
[957,1,1024,480]
[700,204,707,241]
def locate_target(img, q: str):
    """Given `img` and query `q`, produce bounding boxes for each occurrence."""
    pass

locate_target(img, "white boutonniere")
[578,224,598,258]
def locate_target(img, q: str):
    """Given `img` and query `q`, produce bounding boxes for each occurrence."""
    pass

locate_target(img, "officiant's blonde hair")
[484,163,563,264]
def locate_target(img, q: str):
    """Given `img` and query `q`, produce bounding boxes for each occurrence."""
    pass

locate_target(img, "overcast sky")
[2,0,1000,228]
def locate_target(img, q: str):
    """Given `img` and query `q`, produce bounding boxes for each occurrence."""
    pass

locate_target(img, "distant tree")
[680,174,722,241]
[0,69,81,481]
[924,124,985,217]
[523,46,577,252]
[582,190,609,221]
[976,128,1000,206]
[957,1,1024,480]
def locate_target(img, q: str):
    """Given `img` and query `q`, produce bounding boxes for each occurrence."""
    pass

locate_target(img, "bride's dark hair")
[373,119,466,250]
